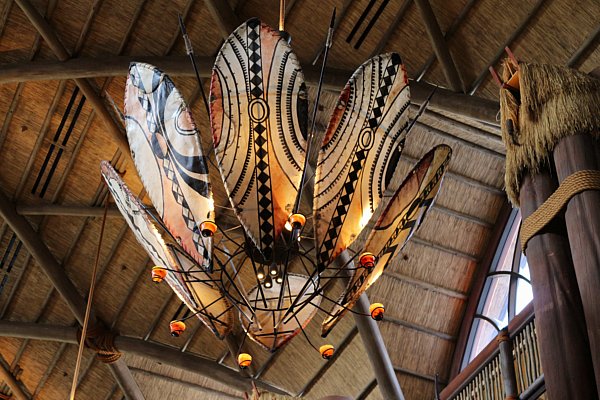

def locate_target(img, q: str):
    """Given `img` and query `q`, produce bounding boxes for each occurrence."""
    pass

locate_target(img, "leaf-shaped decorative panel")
[210,18,308,262]
[102,161,232,339]
[321,145,452,336]
[314,53,410,271]
[125,62,213,270]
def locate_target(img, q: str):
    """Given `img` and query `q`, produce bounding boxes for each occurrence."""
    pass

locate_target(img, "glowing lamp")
[320,344,335,359]
[151,266,167,283]
[359,252,376,271]
[256,265,266,280]
[269,264,279,276]
[369,303,385,321]
[238,353,252,369]
[200,220,217,237]
[286,213,306,231]
[276,275,283,284]
[264,276,273,288]
[169,320,186,337]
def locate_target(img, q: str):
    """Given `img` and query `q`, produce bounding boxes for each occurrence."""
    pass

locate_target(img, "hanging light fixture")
[102,5,452,361]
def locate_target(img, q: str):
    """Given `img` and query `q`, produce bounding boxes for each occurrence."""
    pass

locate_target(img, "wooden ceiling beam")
[0,321,292,395]
[203,0,239,39]
[413,0,463,92]
[0,356,30,400]
[468,0,546,95]
[0,56,500,124]
[567,23,600,68]
[14,0,130,157]
[381,315,456,341]
[0,189,145,400]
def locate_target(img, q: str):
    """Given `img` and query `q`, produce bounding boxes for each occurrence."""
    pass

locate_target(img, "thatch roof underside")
[0,0,598,398]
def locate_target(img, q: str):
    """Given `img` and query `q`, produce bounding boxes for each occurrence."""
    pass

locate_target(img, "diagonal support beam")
[14,0,130,157]
[202,0,239,39]
[354,293,405,400]
[413,0,463,92]
[0,189,144,400]
[0,321,291,395]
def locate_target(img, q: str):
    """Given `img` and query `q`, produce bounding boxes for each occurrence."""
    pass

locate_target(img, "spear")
[178,14,211,118]
[293,7,336,213]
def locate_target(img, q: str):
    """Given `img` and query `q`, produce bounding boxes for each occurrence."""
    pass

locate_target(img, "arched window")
[461,209,533,368]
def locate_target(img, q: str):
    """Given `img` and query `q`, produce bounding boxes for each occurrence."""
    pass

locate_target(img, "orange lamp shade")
[200,220,218,237]
[238,353,252,369]
[359,252,376,270]
[151,266,167,283]
[169,320,186,337]
[287,213,306,230]
[319,344,335,360]
[369,303,385,321]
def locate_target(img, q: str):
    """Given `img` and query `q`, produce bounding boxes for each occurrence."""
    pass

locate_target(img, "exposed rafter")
[413,0,463,92]
[0,56,500,124]
[203,0,239,39]
[13,0,130,156]
[0,356,30,400]
[0,189,144,399]
[0,321,291,395]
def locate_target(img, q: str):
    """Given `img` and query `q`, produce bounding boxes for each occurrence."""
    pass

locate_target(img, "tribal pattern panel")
[100,162,199,314]
[314,53,410,271]
[168,248,233,338]
[211,19,308,262]
[239,274,320,351]
[125,62,213,270]
[321,145,452,336]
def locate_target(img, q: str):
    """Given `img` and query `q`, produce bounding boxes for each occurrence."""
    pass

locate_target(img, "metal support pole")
[353,293,405,400]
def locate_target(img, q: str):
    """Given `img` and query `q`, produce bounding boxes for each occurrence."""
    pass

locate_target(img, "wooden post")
[496,329,517,400]
[553,133,600,392]
[519,170,598,399]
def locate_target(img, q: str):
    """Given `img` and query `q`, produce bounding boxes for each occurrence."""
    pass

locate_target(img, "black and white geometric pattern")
[247,19,275,259]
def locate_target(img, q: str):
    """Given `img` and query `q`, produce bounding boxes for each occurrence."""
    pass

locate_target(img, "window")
[461,209,533,368]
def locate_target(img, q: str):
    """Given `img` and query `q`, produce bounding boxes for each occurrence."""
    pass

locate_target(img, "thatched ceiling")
[0,0,598,399]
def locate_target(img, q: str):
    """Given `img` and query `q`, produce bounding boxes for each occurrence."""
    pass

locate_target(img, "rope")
[520,170,600,252]
[77,325,122,364]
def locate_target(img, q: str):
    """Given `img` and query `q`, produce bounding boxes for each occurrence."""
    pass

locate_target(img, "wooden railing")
[441,303,544,399]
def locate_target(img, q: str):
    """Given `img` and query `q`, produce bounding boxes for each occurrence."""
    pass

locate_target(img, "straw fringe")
[500,61,600,205]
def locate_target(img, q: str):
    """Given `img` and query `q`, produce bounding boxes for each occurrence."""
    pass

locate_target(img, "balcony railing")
[441,303,544,400]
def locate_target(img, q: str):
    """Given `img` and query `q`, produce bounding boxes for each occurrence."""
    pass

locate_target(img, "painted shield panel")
[101,161,232,338]
[313,53,410,271]
[125,62,213,270]
[321,145,452,336]
[210,18,308,262]
[239,274,319,351]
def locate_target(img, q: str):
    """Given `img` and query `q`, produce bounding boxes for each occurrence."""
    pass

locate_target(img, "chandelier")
[100,15,452,370]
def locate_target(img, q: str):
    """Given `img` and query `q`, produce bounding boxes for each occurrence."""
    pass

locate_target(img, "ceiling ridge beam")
[414,0,463,92]
[0,56,500,124]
